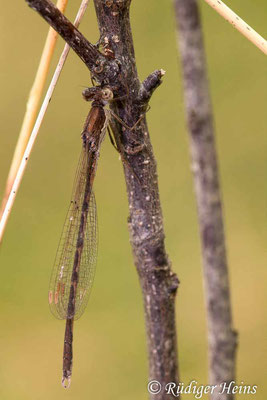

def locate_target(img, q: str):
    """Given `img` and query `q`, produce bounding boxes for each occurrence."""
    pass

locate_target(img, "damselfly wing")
[48,149,98,320]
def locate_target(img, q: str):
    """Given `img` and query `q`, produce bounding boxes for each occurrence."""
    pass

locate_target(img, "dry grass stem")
[0,0,89,243]
[204,0,267,55]
[0,0,68,219]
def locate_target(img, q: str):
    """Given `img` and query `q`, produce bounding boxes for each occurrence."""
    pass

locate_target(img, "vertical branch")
[174,1,237,398]
[93,2,180,397]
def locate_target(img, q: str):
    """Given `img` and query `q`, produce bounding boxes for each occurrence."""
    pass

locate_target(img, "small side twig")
[174,1,237,399]
[138,69,166,104]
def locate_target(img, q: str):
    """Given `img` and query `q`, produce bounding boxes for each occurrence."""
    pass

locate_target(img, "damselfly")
[48,86,113,388]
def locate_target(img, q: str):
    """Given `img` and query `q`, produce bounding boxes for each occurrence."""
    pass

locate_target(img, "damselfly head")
[82,86,113,103]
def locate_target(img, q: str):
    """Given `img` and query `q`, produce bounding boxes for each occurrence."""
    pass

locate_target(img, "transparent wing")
[72,192,98,319]
[48,150,98,320]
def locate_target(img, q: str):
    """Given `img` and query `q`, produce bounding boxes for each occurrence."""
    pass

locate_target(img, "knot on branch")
[168,272,180,296]
[138,69,166,104]
[104,0,131,10]
[210,329,238,357]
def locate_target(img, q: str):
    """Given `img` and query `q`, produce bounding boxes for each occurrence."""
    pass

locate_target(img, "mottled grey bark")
[174,1,237,399]
[26,0,180,398]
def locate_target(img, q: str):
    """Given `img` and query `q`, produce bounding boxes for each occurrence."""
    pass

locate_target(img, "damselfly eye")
[102,88,113,100]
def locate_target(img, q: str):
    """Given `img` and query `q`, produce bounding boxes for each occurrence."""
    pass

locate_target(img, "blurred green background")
[0,1,266,399]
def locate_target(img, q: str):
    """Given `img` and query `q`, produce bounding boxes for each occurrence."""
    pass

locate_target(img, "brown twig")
[26,0,180,397]
[26,0,105,74]
[174,0,237,399]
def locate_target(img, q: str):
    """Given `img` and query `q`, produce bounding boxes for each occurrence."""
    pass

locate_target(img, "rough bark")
[174,1,237,399]
[26,0,180,398]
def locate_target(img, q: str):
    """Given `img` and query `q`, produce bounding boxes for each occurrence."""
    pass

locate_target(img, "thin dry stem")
[203,0,267,55]
[0,0,89,243]
[0,0,68,221]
